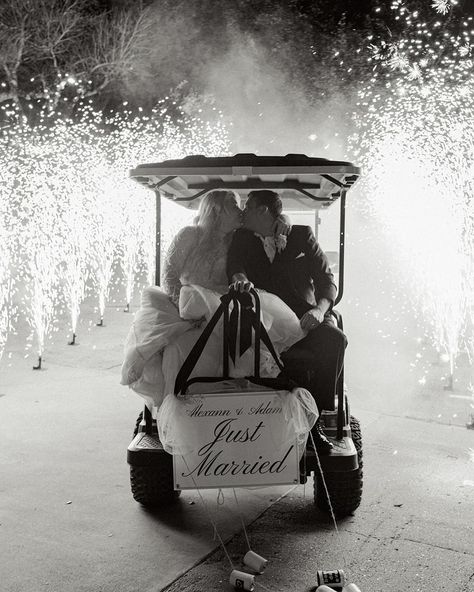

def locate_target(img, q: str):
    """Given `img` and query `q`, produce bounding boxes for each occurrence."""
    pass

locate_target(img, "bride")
[121,190,304,408]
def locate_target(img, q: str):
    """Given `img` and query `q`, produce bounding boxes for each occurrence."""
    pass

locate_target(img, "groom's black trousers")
[280,318,347,412]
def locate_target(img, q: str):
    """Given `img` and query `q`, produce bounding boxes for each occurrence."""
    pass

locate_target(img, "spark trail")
[0,103,229,363]
[350,2,474,381]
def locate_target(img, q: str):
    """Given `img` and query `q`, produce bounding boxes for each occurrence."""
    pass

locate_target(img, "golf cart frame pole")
[336,189,346,439]
[143,188,162,435]
[335,188,346,307]
[155,189,162,286]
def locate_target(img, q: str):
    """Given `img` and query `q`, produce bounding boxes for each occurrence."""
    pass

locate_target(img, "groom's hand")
[300,307,325,331]
[230,273,254,293]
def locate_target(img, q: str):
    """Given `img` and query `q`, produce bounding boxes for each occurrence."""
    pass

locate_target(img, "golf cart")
[126,153,362,517]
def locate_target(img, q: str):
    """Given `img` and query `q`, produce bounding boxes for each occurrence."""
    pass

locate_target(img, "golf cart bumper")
[303,410,359,473]
[303,436,359,473]
[127,427,169,467]
[128,431,359,473]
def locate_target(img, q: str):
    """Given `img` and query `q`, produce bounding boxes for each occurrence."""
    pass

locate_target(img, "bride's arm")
[162,227,197,304]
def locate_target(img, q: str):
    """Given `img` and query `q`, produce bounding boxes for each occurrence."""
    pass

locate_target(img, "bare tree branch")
[82,8,154,80]
[0,0,158,116]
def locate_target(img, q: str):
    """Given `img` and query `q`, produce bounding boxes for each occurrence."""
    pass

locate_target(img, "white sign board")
[173,390,300,490]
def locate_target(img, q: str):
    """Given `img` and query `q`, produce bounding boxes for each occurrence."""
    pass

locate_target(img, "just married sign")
[173,389,301,490]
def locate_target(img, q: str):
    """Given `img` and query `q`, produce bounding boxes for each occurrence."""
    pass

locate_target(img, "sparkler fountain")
[90,180,122,328]
[0,220,13,362]
[49,119,108,344]
[61,191,95,345]
[0,160,16,362]
[7,122,76,369]
[0,101,229,367]
[121,225,140,313]
[21,199,65,371]
[350,1,474,390]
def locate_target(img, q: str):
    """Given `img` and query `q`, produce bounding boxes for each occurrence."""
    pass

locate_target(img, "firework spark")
[0,102,229,364]
[431,0,456,15]
[350,4,474,376]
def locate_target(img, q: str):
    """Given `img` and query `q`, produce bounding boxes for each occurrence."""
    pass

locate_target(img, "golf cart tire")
[314,416,363,517]
[130,464,181,507]
[129,412,181,507]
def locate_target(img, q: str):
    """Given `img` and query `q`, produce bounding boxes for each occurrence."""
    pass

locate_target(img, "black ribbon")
[227,291,255,361]
[174,289,285,396]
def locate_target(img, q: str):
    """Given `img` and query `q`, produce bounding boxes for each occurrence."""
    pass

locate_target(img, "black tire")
[130,463,181,507]
[314,416,363,517]
[130,413,181,507]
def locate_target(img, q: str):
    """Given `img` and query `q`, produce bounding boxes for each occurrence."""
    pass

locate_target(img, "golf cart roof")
[129,153,360,210]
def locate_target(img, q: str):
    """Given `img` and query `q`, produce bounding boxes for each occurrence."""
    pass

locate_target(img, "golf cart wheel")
[130,412,181,507]
[314,416,363,517]
[130,464,181,507]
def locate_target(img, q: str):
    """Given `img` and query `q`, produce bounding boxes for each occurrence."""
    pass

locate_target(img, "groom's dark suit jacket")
[227,226,337,319]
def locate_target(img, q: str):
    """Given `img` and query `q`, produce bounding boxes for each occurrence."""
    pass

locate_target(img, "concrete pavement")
[1,298,473,592]
[163,411,474,592]
[0,302,295,592]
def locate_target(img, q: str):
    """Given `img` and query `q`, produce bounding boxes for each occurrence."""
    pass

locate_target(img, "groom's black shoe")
[309,419,333,454]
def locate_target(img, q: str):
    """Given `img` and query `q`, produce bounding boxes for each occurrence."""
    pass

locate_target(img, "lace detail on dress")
[162,227,198,304]
[163,226,230,303]
[180,250,228,293]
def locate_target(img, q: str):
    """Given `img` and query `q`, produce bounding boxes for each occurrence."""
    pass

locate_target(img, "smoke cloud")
[193,31,353,158]
[121,1,354,159]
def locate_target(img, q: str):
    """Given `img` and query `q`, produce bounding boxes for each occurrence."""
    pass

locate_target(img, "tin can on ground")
[243,550,268,573]
[229,569,255,591]
[342,584,362,592]
[316,570,346,590]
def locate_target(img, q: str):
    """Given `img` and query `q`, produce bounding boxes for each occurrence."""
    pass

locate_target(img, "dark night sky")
[102,0,474,25]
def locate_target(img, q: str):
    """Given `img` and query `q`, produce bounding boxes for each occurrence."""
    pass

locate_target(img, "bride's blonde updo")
[183,190,240,283]
[193,190,239,231]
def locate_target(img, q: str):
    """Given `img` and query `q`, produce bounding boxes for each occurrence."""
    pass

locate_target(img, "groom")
[227,190,348,452]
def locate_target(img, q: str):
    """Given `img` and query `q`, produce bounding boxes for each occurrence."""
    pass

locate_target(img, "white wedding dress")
[120,226,304,409]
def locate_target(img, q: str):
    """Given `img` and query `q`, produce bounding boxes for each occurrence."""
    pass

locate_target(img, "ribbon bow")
[228,291,254,363]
